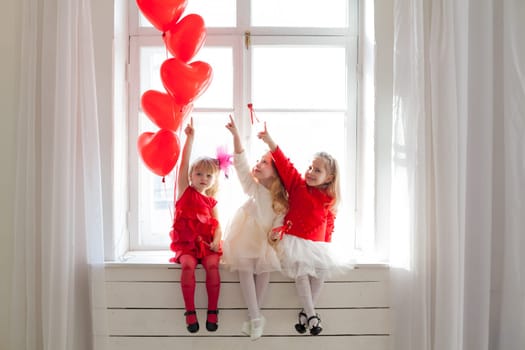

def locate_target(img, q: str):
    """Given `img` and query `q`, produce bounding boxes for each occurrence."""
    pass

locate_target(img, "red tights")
[179,254,221,324]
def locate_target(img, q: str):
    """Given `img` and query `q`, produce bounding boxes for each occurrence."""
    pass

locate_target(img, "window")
[124,0,359,256]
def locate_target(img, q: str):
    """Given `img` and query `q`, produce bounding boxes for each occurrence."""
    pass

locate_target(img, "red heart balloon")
[163,14,206,62]
[141,90,193,131]
[161,58,213,105]
[137,129,180,177]
[136,0,188,32]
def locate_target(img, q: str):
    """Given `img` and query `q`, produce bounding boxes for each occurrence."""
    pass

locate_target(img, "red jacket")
[271,147,335,242]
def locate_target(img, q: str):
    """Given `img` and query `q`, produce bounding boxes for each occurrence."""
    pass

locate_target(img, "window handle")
[244,31,251,50]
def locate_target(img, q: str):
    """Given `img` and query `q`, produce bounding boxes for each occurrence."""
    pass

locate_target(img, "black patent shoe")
[184,310,199,333]
[294,309,308,334]
[308,314,323,336]
[206,310,219,331]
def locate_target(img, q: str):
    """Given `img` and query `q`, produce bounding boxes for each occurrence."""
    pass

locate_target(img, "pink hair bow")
[216,146,233,178]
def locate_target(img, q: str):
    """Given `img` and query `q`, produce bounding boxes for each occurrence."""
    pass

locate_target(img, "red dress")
[169,186,221,263]
[271,146,335,242]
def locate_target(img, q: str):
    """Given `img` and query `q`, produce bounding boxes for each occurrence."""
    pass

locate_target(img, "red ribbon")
[247,103,259,125]
[270,220,292,241]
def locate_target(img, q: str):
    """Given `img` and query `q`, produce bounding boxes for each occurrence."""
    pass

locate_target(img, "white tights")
[294,273,326,318]
[238,261,271,320]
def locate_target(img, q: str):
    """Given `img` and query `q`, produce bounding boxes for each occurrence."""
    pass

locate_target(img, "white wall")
[0,0,20,348]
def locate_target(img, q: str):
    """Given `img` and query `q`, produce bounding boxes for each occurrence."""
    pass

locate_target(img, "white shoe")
[241,321,251,336]
[250,316,265,340]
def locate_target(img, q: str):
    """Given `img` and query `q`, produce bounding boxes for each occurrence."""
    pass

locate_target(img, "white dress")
[222,151,283,274]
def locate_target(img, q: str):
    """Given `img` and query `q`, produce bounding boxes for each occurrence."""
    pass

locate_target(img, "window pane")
[138,167,174,247]
[193,47,234,109]
[252,0,348,28]
[138,13,150,28]
[138,112,174,248]
[140,46,166,92]
[139,46,233,108]
[252,46,347,109]
[250,112,346,171]
[139,0,236,28]
[185,0,236,27]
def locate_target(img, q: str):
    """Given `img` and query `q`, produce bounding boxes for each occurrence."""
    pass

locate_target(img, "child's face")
[304,157,334,188]
[252,152,276,182]
[190,167,216,193]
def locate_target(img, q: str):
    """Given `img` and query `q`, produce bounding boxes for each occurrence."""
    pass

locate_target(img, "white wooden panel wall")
[102,263,390,350]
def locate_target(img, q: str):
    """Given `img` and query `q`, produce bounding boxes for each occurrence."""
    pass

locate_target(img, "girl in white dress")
[223,115,288,340]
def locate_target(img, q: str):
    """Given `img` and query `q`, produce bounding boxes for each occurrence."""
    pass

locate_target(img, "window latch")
[244,31,251,50]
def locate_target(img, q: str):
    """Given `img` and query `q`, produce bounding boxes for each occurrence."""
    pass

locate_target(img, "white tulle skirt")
[277,234,353,279]
[222,208,281,274]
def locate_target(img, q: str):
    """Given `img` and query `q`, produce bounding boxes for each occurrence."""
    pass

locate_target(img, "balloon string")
[162,32,169,58]
[162,176,174,222]
[247,103,259,124]
[169,122,184,222]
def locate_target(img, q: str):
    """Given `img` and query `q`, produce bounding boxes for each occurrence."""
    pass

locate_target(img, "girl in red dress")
[258,122,341,336]
[169,118,223,333]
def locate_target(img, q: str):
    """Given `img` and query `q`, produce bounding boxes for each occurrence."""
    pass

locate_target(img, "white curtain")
[10,0,106,350]
[389,0,524,350]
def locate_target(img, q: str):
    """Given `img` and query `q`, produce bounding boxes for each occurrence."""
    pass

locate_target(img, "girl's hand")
[268,230,280,242]
[257,122,277,150]
[225,114,244,153]
[184,117,194,137]
[209,239,221,252]
[225,114,238,136]
[267,229,281,248]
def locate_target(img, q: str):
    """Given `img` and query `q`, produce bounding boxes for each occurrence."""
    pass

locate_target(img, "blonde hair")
[189,156,221,197]
[314,152,341,213]
[269,174,288,215]
[259,153,288,215]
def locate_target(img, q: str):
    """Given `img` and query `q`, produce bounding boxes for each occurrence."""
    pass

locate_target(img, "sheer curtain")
[10,0,106,350]
[389,0,524,350]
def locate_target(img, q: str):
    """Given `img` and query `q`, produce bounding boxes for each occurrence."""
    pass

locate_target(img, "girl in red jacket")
[258,123,341,336]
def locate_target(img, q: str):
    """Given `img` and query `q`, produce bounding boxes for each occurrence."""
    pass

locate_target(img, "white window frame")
[122,0,363,255]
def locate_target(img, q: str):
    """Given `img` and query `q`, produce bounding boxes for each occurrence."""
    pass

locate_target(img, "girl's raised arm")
[177,118,194,200]
[225,114,244,154]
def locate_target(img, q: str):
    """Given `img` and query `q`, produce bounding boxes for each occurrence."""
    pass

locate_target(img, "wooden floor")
[97,260,390,350]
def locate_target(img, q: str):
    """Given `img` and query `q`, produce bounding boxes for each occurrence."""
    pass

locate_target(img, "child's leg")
[255,271,271,307]
[310,272,326,304]
[201,254,221,327]
[179,254,198,328]
[295,274,315,318]
[239,267,260,320]
[239,263,268,339]
[303,274,325,335]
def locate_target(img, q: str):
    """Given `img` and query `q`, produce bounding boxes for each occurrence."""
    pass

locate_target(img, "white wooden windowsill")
[106,250,389,269]
[99,251,390,350]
